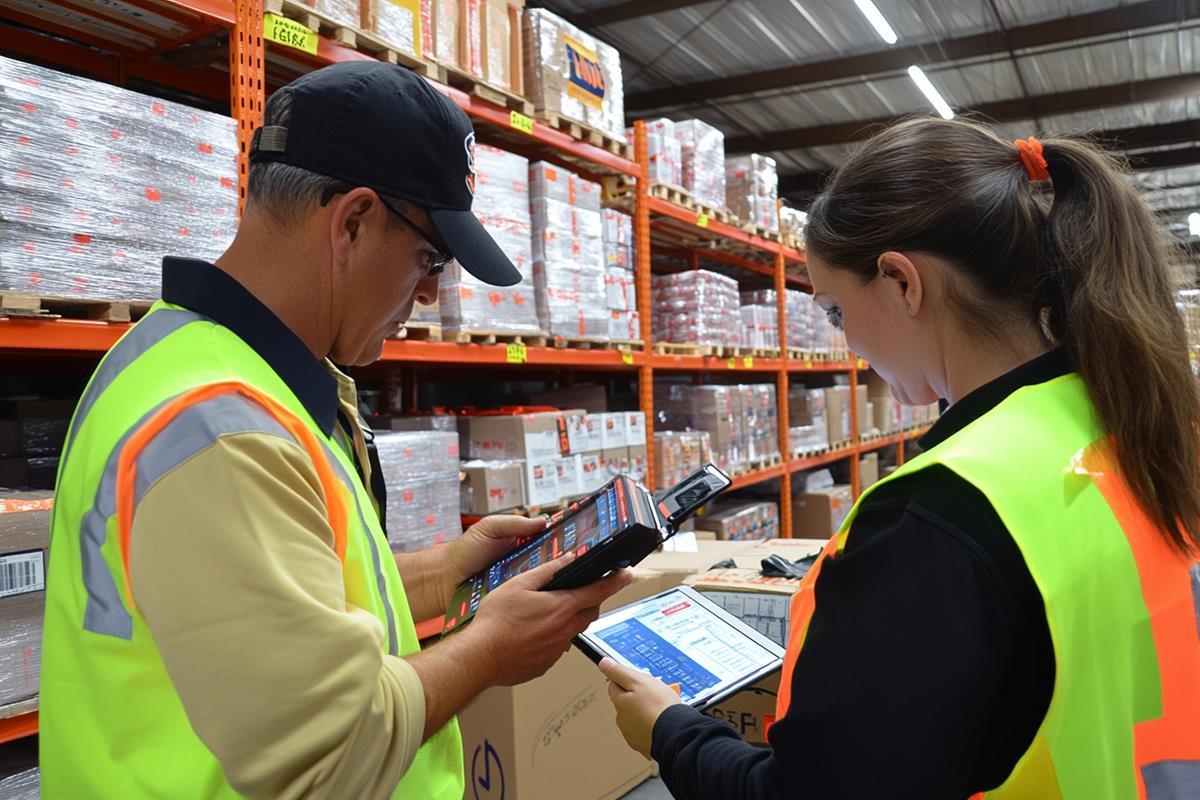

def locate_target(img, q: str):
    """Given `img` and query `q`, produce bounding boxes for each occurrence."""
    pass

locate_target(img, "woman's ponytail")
[1040,139,1200,554]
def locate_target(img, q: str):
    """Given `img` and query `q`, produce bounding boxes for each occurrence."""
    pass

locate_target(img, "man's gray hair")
[245,90,342,224]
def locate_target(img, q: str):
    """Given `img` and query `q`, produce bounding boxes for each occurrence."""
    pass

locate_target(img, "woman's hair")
[806,116,1200,554]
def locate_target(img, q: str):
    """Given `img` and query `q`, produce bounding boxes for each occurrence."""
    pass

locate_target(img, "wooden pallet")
[0,292,153,323]
[397,322,442,342]
[648,182,692,207]
[265,0,441,79]
[552,336,643,351]
[441,64,533,115]
[740,221,783,242]
[450,329,548,347]
[536,111,633,160]
[653,341,719,357]
[791,443,831,458]
[787,348,851,362]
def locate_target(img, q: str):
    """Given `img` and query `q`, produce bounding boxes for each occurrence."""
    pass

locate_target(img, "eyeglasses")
[320,185,453,277]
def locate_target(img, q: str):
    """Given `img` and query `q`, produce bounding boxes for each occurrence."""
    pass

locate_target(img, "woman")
[599,117,1200,799]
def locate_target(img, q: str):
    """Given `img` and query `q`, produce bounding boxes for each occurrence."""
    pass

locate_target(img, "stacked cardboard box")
[779,206,807,248]
[0,491,51,708]
[460,460,524,515]
[0,56,237,301]
[658,383,777,473]
[741,289,810,350]
[523,9,625,142]
[675,119,725,209]
[725,154,778,230]
[651,430,712,491]
[441,144,541,335]
[696,501,779,541]
[311,0,359,26]
[652,270,740,347]
[787,387,828,454]
[601,210,638,341]
[530,162,607,340]
[374,431,462,552]
[738,304,779,351]
[636,117,682,186]
[792,474,853,538]
[361,0,422,61]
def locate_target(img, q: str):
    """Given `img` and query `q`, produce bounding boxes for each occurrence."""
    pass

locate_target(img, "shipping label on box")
[525,458,562,507]
[598,412,627,449]
[623,411,646,446]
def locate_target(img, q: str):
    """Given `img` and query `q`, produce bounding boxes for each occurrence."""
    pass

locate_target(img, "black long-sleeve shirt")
[651,351,1066,799]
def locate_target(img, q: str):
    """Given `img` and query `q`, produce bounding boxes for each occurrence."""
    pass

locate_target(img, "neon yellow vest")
[40,302,463,798]
[778,373,1200,797]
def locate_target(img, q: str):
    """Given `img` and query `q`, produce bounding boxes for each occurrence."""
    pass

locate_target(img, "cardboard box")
[792,485,853,539]
[859,452,879,490]
[481,0,524,93]
[361,0,422,58]
[464,410,575,461]
[701,671,781,747]
[577,451,604,494]
[565,412,603,455]
[626,444,647,482]
[525,458,562,507]
[822,386,849,445]
[623,411,646,447]
[854,385,868,438]
[557,454,582,499]
[639,539,761,585]
[461,461,525,515]
[533,384,607,414]
[0,491,51,707]
[597,412,627,449]
[697,502,779,541]
[456,569,667,800]
[729,537,827,570]
[600,447,628,479]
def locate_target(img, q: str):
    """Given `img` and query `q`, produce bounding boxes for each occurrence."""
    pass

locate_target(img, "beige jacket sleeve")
[130,431,427,800]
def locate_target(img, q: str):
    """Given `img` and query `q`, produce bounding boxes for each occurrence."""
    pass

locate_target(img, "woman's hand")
[599,657,683,758]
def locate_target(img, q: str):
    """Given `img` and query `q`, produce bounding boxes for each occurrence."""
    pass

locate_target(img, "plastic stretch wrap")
[779,206,807,247]
[0,56,237,300]
[0,593,41,705]
[314,0,359,26]
[652,270,740,347]
[741,383,779,463]
[364,0,421,58]
[602,209,634,271]
[739,304,779,351]
[530,162,607,338]
[440,144,540,334]
[483,0,516,89]
[0,769,39,800]
[725,154,778,230]
[657,383,776,473]
[653,430,711,491]
[431,0,461,66]
[523,9,626,143]
[374,431,462,553]
[674,119,725,209]
[744,288,847,352]
[698,501,779,541]
[633,118,681,186]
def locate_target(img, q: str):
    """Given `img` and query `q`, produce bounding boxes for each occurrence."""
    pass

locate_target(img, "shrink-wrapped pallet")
[313,0,360,26]
[482,0,518,91]
[725,153,778,230]
[651,269,740,347]
[374,431,462,553]
[362,0,422,58]
[439,144,541,334]
[675,119,725,209]
[630,118,682,186]
[602,209,634,271]
[0,56,237,301]
[530,162,607,339]
[739,304,779,351]
[523,8,625,142]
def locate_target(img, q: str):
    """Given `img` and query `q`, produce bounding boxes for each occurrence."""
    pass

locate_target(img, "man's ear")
[327,187,379,266]
[876,251,923,317]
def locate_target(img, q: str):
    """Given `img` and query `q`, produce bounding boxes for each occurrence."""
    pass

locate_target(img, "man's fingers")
[472,514,548,540]
[505,552,575,589]
[562,568,633,609]
[571,604,601,631]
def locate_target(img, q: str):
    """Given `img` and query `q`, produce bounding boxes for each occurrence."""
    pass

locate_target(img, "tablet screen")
[580,586,784,707]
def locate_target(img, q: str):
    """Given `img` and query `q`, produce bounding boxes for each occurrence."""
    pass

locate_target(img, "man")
[39,61,630,798]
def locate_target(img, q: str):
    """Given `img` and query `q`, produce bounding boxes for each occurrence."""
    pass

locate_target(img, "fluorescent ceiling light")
[907,65,955,119]
[1189,212,1200,236]
[854,0,898,44]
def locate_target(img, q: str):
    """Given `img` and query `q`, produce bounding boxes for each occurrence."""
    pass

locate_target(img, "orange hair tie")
[1014,137,1050,181]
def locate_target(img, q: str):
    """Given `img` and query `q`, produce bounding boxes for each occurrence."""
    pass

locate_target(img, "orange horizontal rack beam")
[650,352,857,372]
[646,197,806,265]
[379,339,644,369]
[0,709,37,745]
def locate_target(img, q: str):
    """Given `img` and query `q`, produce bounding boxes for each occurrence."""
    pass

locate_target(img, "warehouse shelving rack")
[0,0,925,743]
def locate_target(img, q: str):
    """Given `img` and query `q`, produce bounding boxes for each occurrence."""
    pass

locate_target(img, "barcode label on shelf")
[621,351,634,365]
[742,356,754,368]
[506,343,528,363]
[0,551,45,598]
[696,213,709,228]
[509,111,535,135]
[263,14,317,55]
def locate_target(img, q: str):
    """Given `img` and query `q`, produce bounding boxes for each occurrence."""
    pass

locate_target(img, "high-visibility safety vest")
[39,303,463,799]
[776,373,1200,799]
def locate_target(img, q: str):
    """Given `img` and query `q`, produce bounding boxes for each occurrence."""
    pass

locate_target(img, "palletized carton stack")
[0,55,237,301]
[635,118,682,186]
[374,431,462,552]
[651,270,741,347]
[530,162,607,340]
[741,289,809,350]
[725,154,779,230]
[738,304,779,351]
[652,430,712,491]
[523,8,626,142]
[602,209,639,341]
[696,500,780,541]
[740,383,779,463]
[361,0,422,61]
[787,387,829,454]
[0,491,51,709]
[675,119,725,209]
[440,144,541,335]
[779,205,807,248]
[311,0,360,27]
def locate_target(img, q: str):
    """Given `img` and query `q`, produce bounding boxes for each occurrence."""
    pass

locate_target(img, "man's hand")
[471,554,633,686]
[599,657,683,758]
[440,514,548,605]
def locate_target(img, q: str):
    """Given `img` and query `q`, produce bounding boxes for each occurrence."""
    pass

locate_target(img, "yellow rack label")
[696,213,709,228]
[509,110,534,135]
[856,358,867,369]
[743,356,754,368]
[621,351,634,365]
[803,360,814,370]
[726,357,736,370]
[506,343,528,364]
[263,14,317,55]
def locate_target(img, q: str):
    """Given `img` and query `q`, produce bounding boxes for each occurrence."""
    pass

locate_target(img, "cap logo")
[464,131,477,197]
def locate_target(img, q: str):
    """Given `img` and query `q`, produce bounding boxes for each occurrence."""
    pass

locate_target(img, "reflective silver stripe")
[322,442,400,657]
[82,393,290,638]
[64,309,206,462]
[1144,760,1200,799]
[1191,563,1200,641]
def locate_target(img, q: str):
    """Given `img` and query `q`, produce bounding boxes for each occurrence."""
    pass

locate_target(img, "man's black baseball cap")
[249,61,521,287]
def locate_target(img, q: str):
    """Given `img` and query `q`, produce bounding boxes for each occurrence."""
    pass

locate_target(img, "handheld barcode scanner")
[442,464,731,634]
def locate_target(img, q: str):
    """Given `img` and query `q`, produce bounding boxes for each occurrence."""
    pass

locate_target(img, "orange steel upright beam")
[849,363,861,497]
[633,121,656,489]
[774,230,792,537]
[231,0,265,215]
